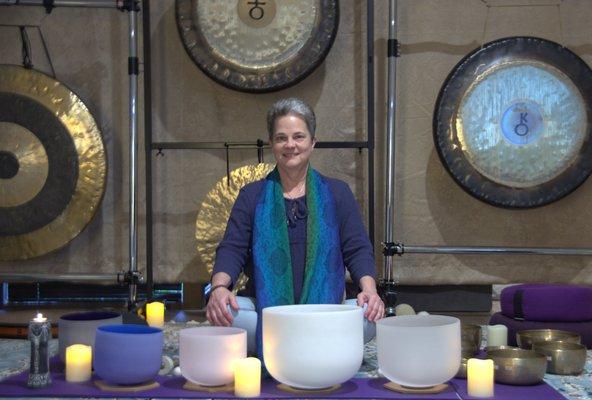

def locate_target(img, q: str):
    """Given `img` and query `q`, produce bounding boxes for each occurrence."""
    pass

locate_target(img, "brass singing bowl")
[461,324,482,356]
[486,345,518,353]
[456,357,469,379]
[533,341,587,375]
[487,348,547,385]
[517,329,581,350]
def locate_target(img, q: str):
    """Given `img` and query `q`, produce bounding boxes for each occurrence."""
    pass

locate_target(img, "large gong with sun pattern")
[0,65,106,260]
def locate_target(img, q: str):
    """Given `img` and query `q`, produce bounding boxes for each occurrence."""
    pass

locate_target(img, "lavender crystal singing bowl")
[377,315,461,388]
[180,326,247,387]
[93,324,163,385]
[58,311,122,362]
[263,304,364,389]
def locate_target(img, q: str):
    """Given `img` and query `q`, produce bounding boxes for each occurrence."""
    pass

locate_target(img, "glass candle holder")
[28,313,52,388]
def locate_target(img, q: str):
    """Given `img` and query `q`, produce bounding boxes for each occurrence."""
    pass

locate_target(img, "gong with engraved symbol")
[0,65,106,260]
[176,0,339,92]
[434,37,592,208]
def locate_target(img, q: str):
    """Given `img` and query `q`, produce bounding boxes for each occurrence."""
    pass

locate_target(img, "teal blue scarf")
[252,166,344,357]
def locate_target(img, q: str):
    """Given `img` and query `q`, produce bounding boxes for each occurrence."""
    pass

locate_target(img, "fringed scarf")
[252,166,344,358]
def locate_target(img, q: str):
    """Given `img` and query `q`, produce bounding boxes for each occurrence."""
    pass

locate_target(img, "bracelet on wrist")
[210,284,229,294]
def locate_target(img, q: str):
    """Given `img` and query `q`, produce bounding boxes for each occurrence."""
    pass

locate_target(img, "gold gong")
[0,65,106,260]
[196,163,274,292]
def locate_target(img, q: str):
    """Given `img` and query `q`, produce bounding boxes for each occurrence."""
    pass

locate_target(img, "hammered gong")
[434,37,592,208]
[0,65,106,260]
[176,0,339,92]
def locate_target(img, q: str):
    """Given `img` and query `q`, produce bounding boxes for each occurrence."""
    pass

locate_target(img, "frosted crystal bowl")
[377,315,461,388]
[58,311,122,362]
[180,326,247,386]
[263,304,363,389]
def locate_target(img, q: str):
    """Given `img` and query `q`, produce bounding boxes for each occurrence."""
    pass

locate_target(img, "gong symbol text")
[514,112,529,136]
[247,0,266,20]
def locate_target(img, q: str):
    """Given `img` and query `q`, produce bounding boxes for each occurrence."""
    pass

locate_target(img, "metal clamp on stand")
[380,241,401,317]
[117,270,144,310]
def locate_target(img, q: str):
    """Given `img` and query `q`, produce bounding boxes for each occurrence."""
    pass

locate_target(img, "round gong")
[196,163,274,291]
[176,0,339,92]
[434,37,592,208]
[0,65,106,260]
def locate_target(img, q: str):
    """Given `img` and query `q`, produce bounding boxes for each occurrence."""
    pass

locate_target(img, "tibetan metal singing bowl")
[0,65,106,260]
[461,324,482,357]
[176,0,339,92]
[487,348,547,385]
[517,329,581,350]
[533,341,587,375]
[434,37,592,208]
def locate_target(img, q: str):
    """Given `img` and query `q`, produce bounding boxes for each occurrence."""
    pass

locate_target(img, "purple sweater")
[213,176,376,303]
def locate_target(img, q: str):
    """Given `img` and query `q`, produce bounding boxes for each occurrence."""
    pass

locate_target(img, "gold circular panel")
[0,65,106,260]
[196,163,274,291]
[0,122,49,207]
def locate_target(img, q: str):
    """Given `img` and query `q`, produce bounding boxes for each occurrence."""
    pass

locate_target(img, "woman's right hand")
[206,286,239,327]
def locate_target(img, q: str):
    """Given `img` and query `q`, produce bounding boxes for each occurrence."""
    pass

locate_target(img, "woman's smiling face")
[271,114,316,172]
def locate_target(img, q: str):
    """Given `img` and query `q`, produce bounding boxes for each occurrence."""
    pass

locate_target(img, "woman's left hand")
[357,290,385,322]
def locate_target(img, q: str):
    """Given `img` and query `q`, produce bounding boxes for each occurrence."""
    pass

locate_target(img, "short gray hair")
[266,98,316,140]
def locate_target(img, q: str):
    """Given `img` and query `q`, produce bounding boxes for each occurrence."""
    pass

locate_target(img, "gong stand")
[379,1,592,317]
[1,0,146,311]
[379,0,400,317]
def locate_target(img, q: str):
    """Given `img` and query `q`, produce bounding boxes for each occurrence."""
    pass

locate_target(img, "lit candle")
[65,344,92,382]
[487,324,508,347]
[146,301,165,328]
[234,357,261,398]
[467,358,494,398]
[33,313,47,322]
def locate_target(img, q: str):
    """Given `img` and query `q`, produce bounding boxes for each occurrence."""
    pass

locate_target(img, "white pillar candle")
[467,358,494,398]
[487,324,508,347]
[65,344,92,382]
[234,357,261,398]
[146,301,165,328]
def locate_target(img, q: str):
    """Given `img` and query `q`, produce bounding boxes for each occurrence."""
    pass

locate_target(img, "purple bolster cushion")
[490,312,592,349]
[500,283,592,322]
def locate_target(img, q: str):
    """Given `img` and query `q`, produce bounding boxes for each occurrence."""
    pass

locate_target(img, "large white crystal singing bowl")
[263,304,364,389]
[179,326,247,386]
[377,315,461,388]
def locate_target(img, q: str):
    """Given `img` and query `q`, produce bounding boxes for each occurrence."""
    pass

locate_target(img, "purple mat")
[490,312,592,349]
[452,378,566,400]
[0,357,565,399]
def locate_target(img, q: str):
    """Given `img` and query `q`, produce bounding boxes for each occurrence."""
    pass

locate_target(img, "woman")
[206,98,384,349]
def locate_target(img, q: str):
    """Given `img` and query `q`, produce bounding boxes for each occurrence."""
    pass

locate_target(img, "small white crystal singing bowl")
[263,304,364,389]
[377,315,461,388]
[179,326,247,386]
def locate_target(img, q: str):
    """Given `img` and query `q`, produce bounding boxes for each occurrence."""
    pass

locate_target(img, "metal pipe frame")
[152,141,371,150]
[128,4,139,307]
[143,0,154,300]
[367,0,375,246]
[383,0,398,281]
[1,0,118,8]
[0,273,120,282]
[399,245,592,256]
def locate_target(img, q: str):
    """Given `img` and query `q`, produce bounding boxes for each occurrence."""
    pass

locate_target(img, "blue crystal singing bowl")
[93,324,163,385]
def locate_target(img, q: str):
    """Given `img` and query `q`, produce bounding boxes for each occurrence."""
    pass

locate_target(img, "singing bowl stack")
[0,65,106,260]
[434,37,592,208]
[487,348,547,385]
[517,329,581,350]
[532,341,587,375]
[377,315,461,388]
[262,304,363,389]
[461,324,482,357]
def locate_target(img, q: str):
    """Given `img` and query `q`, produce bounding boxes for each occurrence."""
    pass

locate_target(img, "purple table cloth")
[0,357,566,400]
